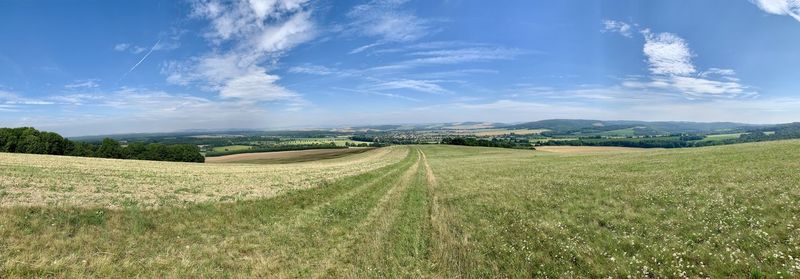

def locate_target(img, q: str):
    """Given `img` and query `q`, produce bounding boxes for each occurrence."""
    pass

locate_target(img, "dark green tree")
[96,138,123,159]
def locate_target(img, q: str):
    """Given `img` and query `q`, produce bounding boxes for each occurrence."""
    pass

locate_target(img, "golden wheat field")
[0,146,406,208]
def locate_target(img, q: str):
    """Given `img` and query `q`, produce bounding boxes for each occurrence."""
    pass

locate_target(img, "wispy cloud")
[0,90,55,107]
[114,43,131,52]
[621,76,751,98]
[699,68,737,78]
[602,20,633,37]
[456,99,549,110]
[342,0,436,55]
[750,0,800,22]
[288,64,337,75]
[369,46,523,71]
[413,69,499,79]
[367,79,452,94]
[332,87,421,102]
[408,47,523,64]
[64,79,100,89]
[349,42,383,54]
[6,87,278,136]
[346,0,431,43]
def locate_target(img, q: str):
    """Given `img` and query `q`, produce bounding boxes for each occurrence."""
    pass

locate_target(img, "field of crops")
[205,147,375,164]
[1,141,800,277]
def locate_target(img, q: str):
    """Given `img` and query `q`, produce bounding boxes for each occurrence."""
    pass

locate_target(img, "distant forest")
[0,127,204,163]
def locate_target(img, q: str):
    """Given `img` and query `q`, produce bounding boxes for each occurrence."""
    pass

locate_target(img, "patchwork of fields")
[1,141,800,277]
[205,147,375,164]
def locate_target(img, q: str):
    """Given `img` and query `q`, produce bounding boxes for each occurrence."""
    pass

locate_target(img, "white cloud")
[165,0,315,105]
[631,30,754,97]
[750,0,800,22]
[603,20,632,37]
[220,71,299,101]
[191,0,310,42]
[346,0,430,42]
[253,11,315,52]
[64,79,100,89]
[603,22,753,98]
[642,30,696,76]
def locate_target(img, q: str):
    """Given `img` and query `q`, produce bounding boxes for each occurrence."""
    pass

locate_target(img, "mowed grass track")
[1,141,799,277]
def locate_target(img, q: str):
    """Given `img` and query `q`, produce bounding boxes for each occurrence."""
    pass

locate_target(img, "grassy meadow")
[697,133,744,143]
[1,141,800,277]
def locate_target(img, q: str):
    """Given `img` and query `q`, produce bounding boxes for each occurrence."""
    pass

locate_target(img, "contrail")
[123,38,162,78]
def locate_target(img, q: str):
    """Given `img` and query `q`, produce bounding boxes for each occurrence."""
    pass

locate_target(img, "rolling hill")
[506,119,759,135]
[2,140,799,277]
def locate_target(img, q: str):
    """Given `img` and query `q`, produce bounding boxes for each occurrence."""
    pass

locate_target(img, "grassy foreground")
[1,141,800,277]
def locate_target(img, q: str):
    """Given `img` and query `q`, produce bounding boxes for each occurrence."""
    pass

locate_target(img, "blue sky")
[1,0,800,136]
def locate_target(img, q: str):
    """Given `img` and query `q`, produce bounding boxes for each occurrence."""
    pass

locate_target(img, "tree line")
[441,137,534,149]
[0,127,204,163]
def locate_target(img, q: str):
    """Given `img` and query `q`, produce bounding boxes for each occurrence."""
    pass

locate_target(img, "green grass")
[211,145,253,152]
[2,141,800,277]
[698,133,743,142]
[598,127,636,137]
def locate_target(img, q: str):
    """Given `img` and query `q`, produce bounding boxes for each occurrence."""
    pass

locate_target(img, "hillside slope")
[1,141,799,277]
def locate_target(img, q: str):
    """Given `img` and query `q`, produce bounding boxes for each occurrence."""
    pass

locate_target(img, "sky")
[1,0,800,136]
